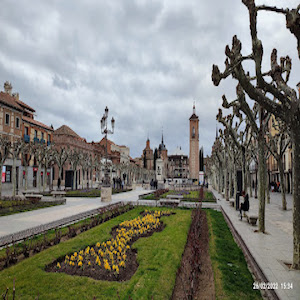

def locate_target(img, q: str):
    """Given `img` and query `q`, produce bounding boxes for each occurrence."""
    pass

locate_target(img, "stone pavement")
[211,188,300,300]
[0,187,152,238]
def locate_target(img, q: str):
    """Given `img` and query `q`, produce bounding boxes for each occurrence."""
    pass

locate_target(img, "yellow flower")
[74,252,77,257]
[57,262,61,269]
[96,242,100,248]
[78,261,83,267]
[88,261,91,266]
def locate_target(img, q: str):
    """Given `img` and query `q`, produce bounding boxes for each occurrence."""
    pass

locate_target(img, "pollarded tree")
[68,149,83,190]
[212,0,300,268]
[0,137,11,197]
[42,145,54,192]
[53,147,69,190]
[32,143,46,192]
[21,142,33,191]
[266,118,291,210]
[10,139,25,196]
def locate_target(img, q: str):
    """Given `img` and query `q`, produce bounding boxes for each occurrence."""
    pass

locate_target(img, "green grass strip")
[206,209,262,300]
[0,207,191,300]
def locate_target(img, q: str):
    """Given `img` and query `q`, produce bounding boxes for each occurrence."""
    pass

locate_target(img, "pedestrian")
[239,191,249,220]
[113,177,116,189]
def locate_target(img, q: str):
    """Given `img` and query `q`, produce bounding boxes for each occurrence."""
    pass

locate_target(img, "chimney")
[4,81,12,95]
[12,93,19,101]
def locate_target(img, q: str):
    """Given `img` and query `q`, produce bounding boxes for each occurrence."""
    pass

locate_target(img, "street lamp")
[100,106,115,202]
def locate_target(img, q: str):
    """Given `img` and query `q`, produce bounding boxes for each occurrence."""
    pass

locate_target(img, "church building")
[189,104,199,181]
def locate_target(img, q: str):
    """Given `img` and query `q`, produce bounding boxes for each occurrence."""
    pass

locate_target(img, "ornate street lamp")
[100,106,115,202]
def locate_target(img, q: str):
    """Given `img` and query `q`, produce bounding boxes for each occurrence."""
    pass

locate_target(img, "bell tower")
[189,103,199,181]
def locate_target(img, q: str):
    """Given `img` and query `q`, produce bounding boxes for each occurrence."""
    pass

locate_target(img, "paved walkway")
[211,188,299,300]
[0,187,152,238]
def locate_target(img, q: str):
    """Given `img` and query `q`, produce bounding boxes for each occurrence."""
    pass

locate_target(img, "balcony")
[33,137,40,144]
[47,141,51,146]
[24,134,30,143]
[40,139,46,144]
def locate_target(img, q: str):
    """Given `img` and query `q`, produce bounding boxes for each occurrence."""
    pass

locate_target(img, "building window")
[25,127,29,135]
[48,134,51,142]
[41,132,44,140]
[16,117,20,128]
[5,113,10,125]
[192,126,195,138]
[34,130,37,138]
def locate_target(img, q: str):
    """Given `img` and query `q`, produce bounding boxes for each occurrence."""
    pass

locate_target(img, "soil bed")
[172,209,215,300]
[46,213,170,281]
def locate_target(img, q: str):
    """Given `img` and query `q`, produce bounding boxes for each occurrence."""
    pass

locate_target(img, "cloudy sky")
[0,0,298,158]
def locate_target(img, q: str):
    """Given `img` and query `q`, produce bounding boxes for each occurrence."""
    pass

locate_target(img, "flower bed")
[46,210,172,281]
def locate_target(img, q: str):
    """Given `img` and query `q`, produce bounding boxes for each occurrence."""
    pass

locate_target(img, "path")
[211,188,299,300]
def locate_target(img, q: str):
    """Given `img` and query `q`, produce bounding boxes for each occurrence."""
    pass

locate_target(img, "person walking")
[239,191,249,220]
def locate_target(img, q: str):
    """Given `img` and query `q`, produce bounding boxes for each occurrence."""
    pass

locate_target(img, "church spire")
[193,101,195,114]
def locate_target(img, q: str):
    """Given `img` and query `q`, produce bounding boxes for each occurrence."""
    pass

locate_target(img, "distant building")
[143,138,154,170]
[168,146,189,182]
[0,81,54,191]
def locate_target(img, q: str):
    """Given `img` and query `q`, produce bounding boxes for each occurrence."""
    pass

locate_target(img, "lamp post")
[100,106,115,202]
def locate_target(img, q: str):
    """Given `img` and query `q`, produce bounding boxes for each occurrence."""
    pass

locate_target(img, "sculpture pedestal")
[101,186,112,202]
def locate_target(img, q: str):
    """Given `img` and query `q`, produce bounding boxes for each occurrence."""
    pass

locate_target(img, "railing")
[24,134,30,143]
[33,137,40,143]
[47,141,51,146]
[40,139,46,144]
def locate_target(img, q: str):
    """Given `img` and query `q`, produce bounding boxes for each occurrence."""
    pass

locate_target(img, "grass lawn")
[0,201,63,217]
[206,209,262,300]
[65,188,132,197]
[0,207,191,299]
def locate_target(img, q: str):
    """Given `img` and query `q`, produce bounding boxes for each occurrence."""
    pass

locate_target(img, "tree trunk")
[73,168,77,190]
[278,156,287,210]
[258,134,266,233]
[292,129,300,269]
[43,166,47,192]
[12,157,16,196]
[218,164,222,194]
[242,147,246,192]
[233,163,238,208]
[229,161,233,199]
[0,162,4,197]
[25,165,28,191]
[38,164,42,192]
[225,167,229,201]
[248,165,252,198]
[265,166,270,204]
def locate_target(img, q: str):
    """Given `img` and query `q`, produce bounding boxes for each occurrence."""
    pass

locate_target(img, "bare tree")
[32,144,46,192]
[0,137,11,197]
[10,139,24,196]
[53,147,69,190]
[21,142,33,191]
[266,118,291,210]
[42,145,54,192]
[212,0,300,268]
[68,149,83,190]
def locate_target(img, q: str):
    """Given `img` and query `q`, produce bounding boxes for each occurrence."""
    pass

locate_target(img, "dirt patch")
[46,219,167,281]
[172,209,215,300]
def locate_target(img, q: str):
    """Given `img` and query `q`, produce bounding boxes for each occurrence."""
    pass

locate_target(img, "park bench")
[245,213,258,226]
[158,195,183,207]
[51,191,66,199]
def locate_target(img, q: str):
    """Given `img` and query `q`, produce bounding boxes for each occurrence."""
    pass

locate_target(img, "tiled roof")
[16,99,35,112]
[23,116,53,131]
[0,92,23,111]
[54,125,82,139]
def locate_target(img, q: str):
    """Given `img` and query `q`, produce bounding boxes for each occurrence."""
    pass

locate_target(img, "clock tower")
[189,104,199,181]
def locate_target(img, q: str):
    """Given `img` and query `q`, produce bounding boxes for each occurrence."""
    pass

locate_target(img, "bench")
[245,213,258,226]
[51,191,66,199]
[24,194,43,202]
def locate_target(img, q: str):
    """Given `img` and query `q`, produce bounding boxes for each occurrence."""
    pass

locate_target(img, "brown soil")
[45,222,166,281]
[172,209,215,300]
